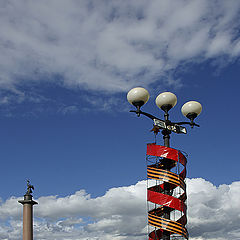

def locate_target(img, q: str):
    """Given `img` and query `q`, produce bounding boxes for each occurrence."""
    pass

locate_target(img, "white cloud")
[0,0,240,104]
[0,181,147,240]
[187,179,240,240]
[58,105,79,115]
[1,179,240,239]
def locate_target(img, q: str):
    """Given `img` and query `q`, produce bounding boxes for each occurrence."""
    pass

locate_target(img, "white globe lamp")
[181,101,202,120]
[155,92,177,112]
[127,87,150,108]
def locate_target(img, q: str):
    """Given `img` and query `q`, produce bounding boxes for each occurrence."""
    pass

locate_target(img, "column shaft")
[22,204,33,240]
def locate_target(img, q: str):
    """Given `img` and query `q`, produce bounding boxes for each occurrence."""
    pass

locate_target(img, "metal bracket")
[153,119,187,134]
[130,109,192,134]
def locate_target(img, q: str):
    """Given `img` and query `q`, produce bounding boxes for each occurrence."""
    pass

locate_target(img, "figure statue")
[26,180,34,195]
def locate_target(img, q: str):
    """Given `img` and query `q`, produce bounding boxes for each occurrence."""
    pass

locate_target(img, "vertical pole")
[162,111,171,240]
[163,112,170,148]
[19,194,38,240]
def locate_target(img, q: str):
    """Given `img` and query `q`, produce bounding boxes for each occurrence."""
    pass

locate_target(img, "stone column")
[18,183,38,240]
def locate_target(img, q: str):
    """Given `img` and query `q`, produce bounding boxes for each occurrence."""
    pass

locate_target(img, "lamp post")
[127,87,202,240]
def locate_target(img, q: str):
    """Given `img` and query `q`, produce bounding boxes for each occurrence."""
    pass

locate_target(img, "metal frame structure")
[147,144,188,240]
[131,109,191,240]
[127,88,202,240]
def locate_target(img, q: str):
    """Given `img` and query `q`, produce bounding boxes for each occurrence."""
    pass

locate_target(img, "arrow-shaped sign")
[153,119,187,134]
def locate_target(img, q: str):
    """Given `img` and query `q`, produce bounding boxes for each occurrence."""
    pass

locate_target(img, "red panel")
[177,215,187,225]
[147,143,178,160]
[149,229,162,240]
[178,151,187,165]
[147,143,186,166]
[148,190,186,214]
[180,168,186,179]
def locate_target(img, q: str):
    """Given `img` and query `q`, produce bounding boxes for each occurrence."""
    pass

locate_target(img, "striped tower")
[147,143,188,240]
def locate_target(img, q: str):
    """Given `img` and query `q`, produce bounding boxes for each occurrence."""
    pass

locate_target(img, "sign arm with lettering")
[130,110,188,134]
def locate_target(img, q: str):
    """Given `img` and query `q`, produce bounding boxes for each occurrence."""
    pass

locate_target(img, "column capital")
[18,194,38,205]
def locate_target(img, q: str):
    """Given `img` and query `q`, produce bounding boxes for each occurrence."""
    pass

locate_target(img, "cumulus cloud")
[187,178,240,239]
[0,0,240,104]
[1,179,240,239]
[0,181,147,240]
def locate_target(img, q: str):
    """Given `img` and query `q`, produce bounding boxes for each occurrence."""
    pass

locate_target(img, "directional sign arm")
[130,110,191,134]
[154,119,187,134]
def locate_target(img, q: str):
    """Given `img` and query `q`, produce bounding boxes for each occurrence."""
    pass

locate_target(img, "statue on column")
[26,180,34,195]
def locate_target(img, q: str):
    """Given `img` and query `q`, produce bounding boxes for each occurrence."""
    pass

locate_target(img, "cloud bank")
[1,178,240,240]
[0,0,240,100]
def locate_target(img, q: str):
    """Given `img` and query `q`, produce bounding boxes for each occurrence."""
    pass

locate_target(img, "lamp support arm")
[130,110,200,128]
[130,110,160,121]
[176,121,200,127]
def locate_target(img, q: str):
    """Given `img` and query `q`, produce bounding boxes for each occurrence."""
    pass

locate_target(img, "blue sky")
[0,1,240,240]
[1,59,239,199]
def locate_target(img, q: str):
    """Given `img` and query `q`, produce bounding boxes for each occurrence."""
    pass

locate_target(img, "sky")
[0,0,240,239]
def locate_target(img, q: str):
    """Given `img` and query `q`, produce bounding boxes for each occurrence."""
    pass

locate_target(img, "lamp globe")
[181,101,202,119]
[155,92,177,112]
[127,87,150,108]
